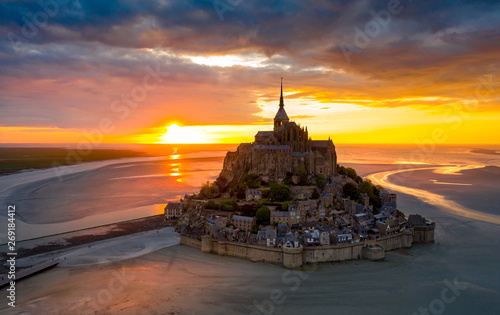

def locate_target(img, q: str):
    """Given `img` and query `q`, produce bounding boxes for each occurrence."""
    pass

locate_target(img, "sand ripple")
[367,165,500,225]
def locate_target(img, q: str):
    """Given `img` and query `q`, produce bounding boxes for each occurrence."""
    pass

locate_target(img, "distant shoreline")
[469,148,500,156]
[0,147,151,176]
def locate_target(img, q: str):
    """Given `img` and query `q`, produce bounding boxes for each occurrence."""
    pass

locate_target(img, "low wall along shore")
[180,228,433,268]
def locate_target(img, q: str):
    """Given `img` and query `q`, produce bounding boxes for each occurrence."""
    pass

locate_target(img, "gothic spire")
[279,77,284,107]
[274,77,289,127]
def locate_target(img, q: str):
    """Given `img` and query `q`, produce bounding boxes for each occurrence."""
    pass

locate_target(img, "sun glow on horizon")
[155,123,267,144]
[157,124,212,144]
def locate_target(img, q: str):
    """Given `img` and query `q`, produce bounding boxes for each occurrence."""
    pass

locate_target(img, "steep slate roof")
[271,211,289,218]
[165,202,182,210]
[274,106,289,120]
[265,229,277,239]
[408,214,426,226]
[246,190,262,195]
[355,204,365,213]
[233,215,254,222]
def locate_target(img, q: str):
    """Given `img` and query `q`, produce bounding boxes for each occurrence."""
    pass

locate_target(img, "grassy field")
[0,147,150,176]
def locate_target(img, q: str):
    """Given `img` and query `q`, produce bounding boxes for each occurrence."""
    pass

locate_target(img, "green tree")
[255,206,270,225]
[204,200,220,210]
[220,204,234,211]
[316,174,326,190]
[343,182,359,200]
[222,199,240,212]
[250,203,263,217]
[242,173,260,188]
[360,179,382,210]
[270,183,291,202]
[345,167,358,181]
[236,186,246,199]
[337,165,347,176]
[200,181,220,199]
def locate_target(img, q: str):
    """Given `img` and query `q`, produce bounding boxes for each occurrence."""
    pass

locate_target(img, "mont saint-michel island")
[172,81,436,268]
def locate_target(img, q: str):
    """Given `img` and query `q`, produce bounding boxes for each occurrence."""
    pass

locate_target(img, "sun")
[157,124,210,144]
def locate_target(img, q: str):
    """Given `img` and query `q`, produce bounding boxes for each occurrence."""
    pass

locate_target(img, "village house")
[318,203,326,220]
[296,200,317,221]
[245,189,263,201]
[303,230,320,246]
[321,192,334,208]
[319,230,330,245]
[256,228,277,247]
[277,223,288,236]
[270,210,290,225]
[164,202,183,220]
[284,232,301,248]
[335,233,353,244]
[265,228,277,247]
[325,182,340,195]
[232,215,255,231]
[288,204,302,224]
[291,186,316,200]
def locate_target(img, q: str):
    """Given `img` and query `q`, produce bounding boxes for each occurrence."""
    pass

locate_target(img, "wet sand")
[3,182,500,314]
[0,215,165,268]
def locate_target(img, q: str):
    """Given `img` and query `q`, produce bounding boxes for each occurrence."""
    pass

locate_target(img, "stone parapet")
[180,231,434,268]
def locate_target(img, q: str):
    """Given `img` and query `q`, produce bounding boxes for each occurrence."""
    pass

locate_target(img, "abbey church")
[218,79,337,187]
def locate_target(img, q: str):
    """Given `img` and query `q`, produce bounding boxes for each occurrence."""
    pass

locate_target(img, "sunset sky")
[0,0,499,144]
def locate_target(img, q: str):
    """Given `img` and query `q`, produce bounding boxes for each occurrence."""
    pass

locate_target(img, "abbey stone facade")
[218,79,337,186]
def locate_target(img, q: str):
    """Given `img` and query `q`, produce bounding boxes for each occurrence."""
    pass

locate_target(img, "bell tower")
[274,77,289,131]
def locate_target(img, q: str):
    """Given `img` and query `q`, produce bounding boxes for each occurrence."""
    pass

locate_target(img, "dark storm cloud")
[0,0,499,130]
[2,0,499,60]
